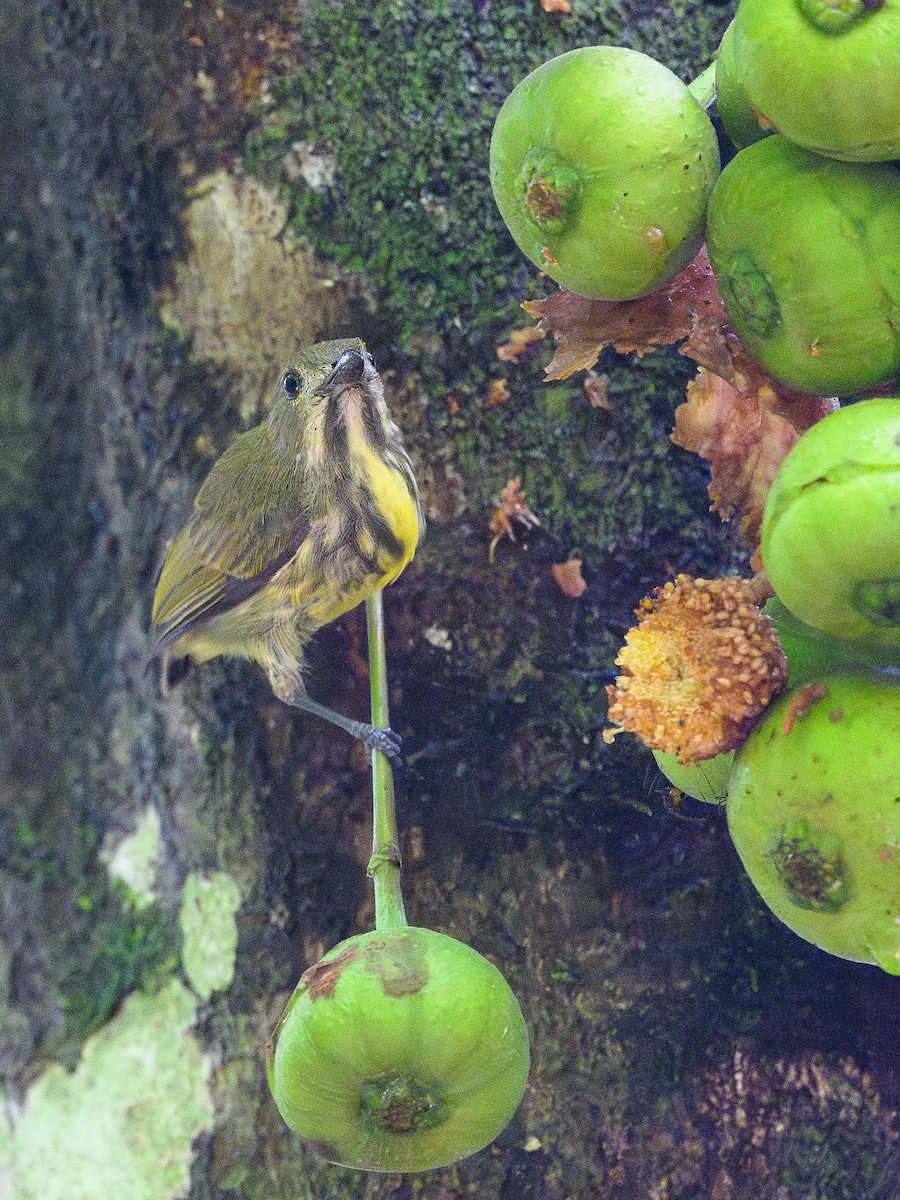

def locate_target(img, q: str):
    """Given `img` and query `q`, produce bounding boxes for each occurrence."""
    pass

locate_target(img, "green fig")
[706,137,900,396]
[714,21,771,150]
[652,749,734,805]
[726,673,900,974]
[728,0,900,161]
[267,926,530,1172]
[761,398,900,646]
[764,596,900,684]
[489,46,720,300]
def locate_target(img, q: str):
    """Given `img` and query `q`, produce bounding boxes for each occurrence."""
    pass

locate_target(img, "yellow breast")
[358,444,421,580]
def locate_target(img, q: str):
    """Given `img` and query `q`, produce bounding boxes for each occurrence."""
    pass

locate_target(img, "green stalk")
[365,590,407,931]
[687,58,717,110]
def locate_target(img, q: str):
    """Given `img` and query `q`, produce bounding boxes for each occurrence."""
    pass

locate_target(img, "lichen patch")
[0,980,212,1200]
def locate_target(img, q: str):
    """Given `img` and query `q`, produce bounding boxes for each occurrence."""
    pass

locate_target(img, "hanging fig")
[267,926,531,1172]
[652,749,734,805]
[761,398,900,646]
[727,0,900,161]
[707,138,900,396]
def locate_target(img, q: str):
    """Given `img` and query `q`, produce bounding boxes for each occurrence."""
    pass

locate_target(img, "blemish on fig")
[364,931,429,997]
[852,578,900,627]
[723,251,781,338]
[516,148,581,231]
[361,1073,448,1136]
[527,180,566,224]
[781,683,828,736]
[302,945,360,1000]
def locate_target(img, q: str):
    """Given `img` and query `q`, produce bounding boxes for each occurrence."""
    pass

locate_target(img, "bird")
[151,338,424,760]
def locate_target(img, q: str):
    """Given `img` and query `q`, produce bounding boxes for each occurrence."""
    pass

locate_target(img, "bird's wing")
[151,423,310,654]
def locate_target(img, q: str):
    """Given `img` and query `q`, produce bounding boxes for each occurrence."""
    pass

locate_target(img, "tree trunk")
[1,2,897,1198]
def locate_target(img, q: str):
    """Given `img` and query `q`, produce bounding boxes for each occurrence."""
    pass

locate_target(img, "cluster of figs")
[662,396,900,976]
[489,0,900,398]
[265,0,899,1179]
[493,0,900,975]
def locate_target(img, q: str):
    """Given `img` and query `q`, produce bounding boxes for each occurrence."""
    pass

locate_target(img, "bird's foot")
[363,724,403,770]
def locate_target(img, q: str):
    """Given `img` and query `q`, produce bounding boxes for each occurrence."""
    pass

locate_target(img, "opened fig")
[489,46,719,300]
[267,926,530,1172]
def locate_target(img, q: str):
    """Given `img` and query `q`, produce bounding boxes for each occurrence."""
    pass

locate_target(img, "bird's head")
[271,338,396,466]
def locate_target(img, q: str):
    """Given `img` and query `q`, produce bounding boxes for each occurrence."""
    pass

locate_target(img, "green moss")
[244,0,730,344]
[52,881,181,1046]
[0,341,35,511]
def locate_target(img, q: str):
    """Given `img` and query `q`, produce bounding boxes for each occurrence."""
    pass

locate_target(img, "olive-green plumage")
[152,338,424,753]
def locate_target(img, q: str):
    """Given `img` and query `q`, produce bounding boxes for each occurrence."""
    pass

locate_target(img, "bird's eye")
[282,372,301,397]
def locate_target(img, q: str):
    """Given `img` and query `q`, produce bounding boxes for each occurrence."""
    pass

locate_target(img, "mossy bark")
[1,2,898,1198]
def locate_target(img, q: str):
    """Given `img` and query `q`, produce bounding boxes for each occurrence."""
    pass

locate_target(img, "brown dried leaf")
[485,378,511,408]
[551,558,587,598]
[523,247,729,380]
[671,368,839,547]
[496,324,546,362]
[583,370,612,410]
[540,0,572,11]
[488,478,541,547]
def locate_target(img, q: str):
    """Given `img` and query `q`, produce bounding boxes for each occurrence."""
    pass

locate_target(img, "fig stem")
[365,590,407,931]
[687,58,716,110]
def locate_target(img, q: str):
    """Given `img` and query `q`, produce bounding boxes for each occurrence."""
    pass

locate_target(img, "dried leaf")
[551,558,587,598]
[488,478,541,561]
[540,0,572,11]
[583,370,612,410]
[489,478,541,539]
[672,368,839,546]
[485,379,511,408]
[523,247,729,380]
[496,324,546,362]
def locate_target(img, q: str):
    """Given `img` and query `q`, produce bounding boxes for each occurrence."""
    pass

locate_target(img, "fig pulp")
[761,398,900,646]
[707,137,900,396]
[728,0,900,161]
[267,926,530,1172]
[489,46,719,300]
[726,673,900,974]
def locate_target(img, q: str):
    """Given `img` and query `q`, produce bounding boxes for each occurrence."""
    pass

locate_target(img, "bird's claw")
[364,725,403,769]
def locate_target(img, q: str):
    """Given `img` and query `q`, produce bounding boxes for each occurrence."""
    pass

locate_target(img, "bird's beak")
[315,349,366,396]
